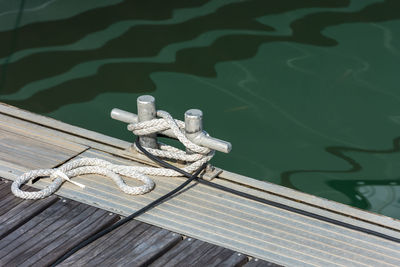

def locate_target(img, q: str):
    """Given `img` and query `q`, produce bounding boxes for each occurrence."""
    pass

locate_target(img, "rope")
[52,150,208,266]
[11,110,214,199]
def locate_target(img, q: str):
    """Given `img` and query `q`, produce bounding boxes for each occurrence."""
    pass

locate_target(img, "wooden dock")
[1,102,400,266]
[0,179,272,266]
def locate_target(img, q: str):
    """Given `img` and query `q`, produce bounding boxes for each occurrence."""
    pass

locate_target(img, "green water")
[1,0,400,219]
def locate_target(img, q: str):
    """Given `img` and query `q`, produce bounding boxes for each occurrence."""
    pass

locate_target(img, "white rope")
[11,110,214,199]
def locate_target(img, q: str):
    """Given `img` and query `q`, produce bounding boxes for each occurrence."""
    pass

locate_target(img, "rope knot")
[127,110,214,174]
[50,169,86,189]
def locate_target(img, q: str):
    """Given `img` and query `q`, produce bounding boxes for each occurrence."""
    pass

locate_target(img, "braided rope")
[11,110,214,199]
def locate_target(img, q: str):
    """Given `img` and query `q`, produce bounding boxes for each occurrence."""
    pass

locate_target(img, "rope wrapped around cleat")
[11,110,214,199]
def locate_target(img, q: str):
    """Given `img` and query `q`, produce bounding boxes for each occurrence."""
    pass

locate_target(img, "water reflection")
[281,136,400,215]
[0,0,209,58]
[0,0,378,111]
[331,180,400,219]
[0,0,25,91]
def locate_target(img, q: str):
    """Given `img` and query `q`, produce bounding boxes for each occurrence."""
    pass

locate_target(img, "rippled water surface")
[1,0,400,219]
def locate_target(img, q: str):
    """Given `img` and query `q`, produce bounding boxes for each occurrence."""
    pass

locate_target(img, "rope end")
[70,180,86,189]
[51,170,86,189]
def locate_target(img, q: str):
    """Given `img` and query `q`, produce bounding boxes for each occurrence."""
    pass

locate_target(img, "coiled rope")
[11,110,214,199]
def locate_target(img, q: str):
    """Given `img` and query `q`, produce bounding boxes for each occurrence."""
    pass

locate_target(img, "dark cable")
[135,139,400,244]
[51,141,208,266]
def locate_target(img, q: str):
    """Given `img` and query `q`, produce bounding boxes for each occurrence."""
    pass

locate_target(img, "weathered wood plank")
[0,197,57,239]
[0,179,57,239]
[29,149,400,267]
[149,237,202,266]
[179,240,218,265]
[150,238,247,267]
[244,258,283,267]
[0,113,88,152]
[0,186,28,216]
[61,221,181,266]
[0,178,261,267]
[27,208,119,266]
[102,228,181,266]
[191,246,248,267]
[0,102,129,150]
[0,113,88,181]
[64,221,152,266]
[0,199,81,259]
[212,250,248,267]
[60,220,144,266]
[0,196,119,266]
[0,182,53,218]
[0,181,12,198]
[85,223,159,266]
[0,128,86,172]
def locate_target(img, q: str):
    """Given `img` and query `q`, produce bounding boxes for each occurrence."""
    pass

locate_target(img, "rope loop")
[12,110,214,199]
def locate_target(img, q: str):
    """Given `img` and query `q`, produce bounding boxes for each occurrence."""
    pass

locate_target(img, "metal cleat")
[111,95,232,153]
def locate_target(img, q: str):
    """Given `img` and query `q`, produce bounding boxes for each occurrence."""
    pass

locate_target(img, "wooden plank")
[150,238,247,267]
[0,197,119,266]
[103,228,180,266]
[0,117,88,181]
[0,183,53,217]
[0,129,68,169]
[0,114,87,155]
[179,240,218,264]
[0,179,255,266]
[0,179,58,239]
[185,244,247,267]
[149,237,203,266]
[0,178,273,267]
[0,109,174,173]
[28,148,400,266]
[83,224,159,266]
[244,258,283,267]
[0,127,86,171]
[0,180,12,199]
[0,102,129,150]
[64,222,152,266]
[0,199,80,259]
[0,196,57,239]
[0,180,25,214]
[60,220,144,266]
[61,221,181,266]
[210,250,247,267]
[0,184,33,216]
